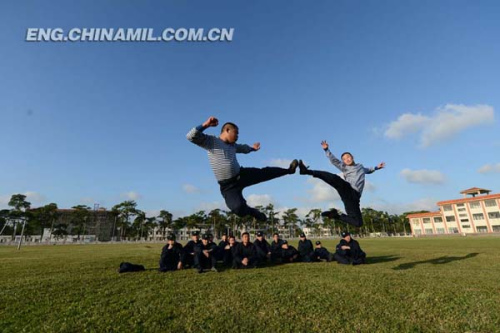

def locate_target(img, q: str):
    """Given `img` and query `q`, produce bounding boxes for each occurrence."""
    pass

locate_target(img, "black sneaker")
[321,208,340,219]
[289,159,299,174]
[198,268,204,274]
[298,160,310,175]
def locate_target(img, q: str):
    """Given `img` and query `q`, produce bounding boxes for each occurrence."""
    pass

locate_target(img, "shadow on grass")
[365,255,401,265]
[392,253,479,271]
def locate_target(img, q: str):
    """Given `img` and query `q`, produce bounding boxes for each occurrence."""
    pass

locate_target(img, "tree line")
[0,194,419,242]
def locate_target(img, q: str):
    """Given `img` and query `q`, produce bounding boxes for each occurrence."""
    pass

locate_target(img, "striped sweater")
[187,125,254,182]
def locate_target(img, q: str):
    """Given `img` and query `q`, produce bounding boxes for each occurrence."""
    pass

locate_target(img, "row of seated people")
[159,230,366,273]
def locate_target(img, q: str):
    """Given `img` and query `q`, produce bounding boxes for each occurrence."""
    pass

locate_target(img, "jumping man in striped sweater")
[187,116,298,222]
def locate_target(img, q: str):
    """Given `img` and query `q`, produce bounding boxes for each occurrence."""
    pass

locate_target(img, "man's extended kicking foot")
[289,159,299,174]
[298,160,312,175]
[321,208,341,220]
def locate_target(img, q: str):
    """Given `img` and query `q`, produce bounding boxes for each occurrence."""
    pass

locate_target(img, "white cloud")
[120,191,142,200]
[478,163,500,174]
[182,184,201,194]
[384,104,494,147]
[305,178,341,203]
[400,169,445,185]
[247,194,275,207]
[367,197,438,215]
[269,159,293,168]
[384,113,430,139]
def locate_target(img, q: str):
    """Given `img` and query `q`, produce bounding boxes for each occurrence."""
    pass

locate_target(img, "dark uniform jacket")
[233,241,258,264]
[184,240,202,255]
[159,242,183,271]
[270,239,284,257]
[298,239,314,257]
[335,239,366,264]
[314,247,331,261]
[281,245,299,262]
[254,238,271,258]
[195,242,217,269]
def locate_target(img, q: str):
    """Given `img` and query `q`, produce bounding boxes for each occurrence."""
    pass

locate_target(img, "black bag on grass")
[118,262,146,273]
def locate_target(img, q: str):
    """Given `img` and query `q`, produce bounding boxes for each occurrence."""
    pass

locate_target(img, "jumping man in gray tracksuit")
[298,140,385,227]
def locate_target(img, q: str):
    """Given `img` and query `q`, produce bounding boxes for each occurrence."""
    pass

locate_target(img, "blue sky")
[1,0,499,218]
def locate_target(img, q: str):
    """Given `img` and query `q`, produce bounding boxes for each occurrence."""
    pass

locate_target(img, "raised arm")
[364,162,385,174]
[321,140,343,171]
[186,116,219,150]
[235,142,260,154]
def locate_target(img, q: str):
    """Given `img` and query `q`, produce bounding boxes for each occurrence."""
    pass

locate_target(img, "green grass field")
[1,237,500,332]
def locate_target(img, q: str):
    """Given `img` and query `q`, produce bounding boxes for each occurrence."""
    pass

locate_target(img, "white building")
[408,187,500,236]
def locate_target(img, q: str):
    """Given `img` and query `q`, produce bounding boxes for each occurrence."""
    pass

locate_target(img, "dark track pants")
[310,170,363,227]
[219,167,290,221]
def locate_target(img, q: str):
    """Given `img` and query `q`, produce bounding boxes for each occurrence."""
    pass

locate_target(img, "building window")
[473,213,484,221]
[485,200,497,208]
[456,203,465,207]
[492,226,500,232]
[446,216,456,222]
[461,225,471,229]
[411,218,419,224]
[460,219,469,223]
[459,213,468,218]
[448,227,458,233]
[469,201,480,209]
[457,208,466,212]
[436,228,445,234]
[443,205,453,212]
[476,226,488,233]
[414,229,422,235]
[425,229,433,234]
[488,211,500,219]
[423,218,431,224]
[434,217,443,223]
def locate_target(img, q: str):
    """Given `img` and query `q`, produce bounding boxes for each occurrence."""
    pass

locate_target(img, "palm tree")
[282,208,299,238]
[144,217,158,241]
[133,210,146,240]
[265,204,279,235]
[112,201,138,240]
[306,208,322,237]
[71,205,91,241]
[8,194,31,241]
[158,210,173,239]
[208,209,228,237]
[31,203,59,242]
[225,211,239,236]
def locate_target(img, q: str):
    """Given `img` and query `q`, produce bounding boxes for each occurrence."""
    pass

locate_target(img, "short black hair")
[221,122,238,134]
[273,233,279,237]
[341,152,353,159]
[229,235,236,240]
[242,232,250,237]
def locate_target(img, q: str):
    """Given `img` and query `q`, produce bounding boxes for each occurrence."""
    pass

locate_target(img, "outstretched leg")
[238,160,298,188]
[220,185,267,221]
[299,161,363,227]
[219,160,298,222]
